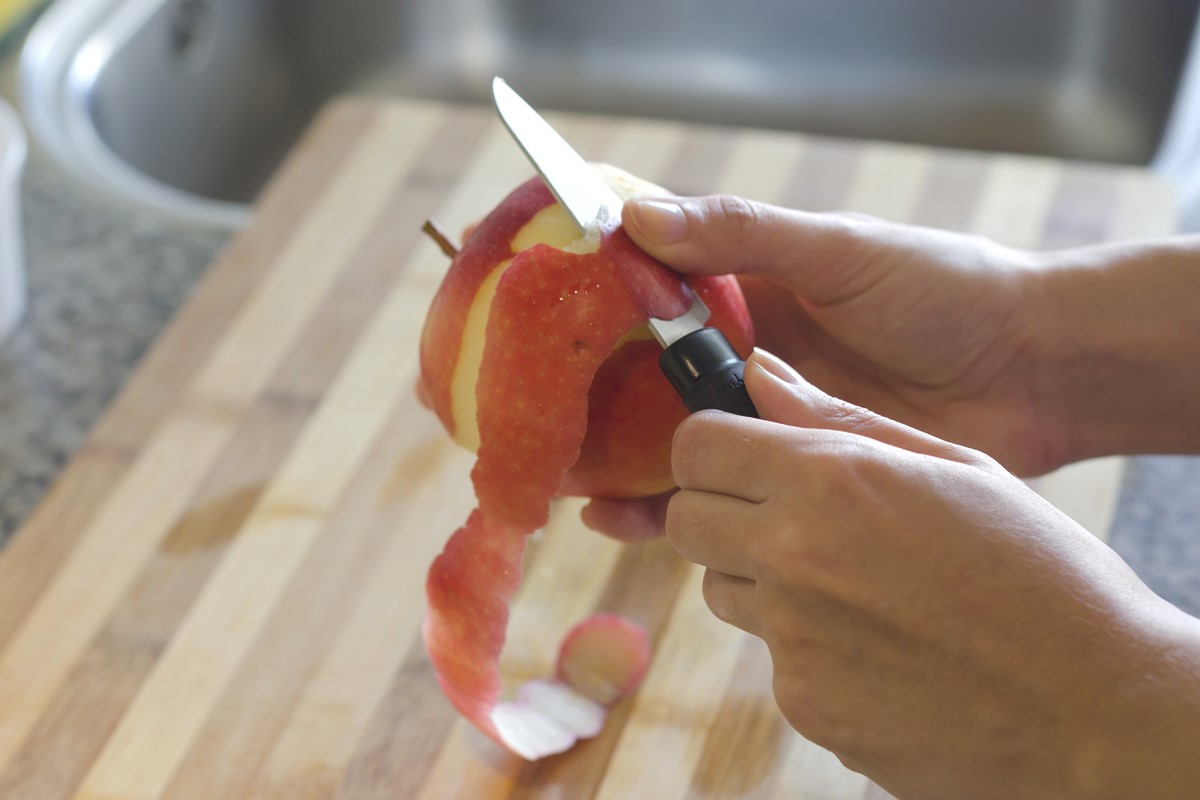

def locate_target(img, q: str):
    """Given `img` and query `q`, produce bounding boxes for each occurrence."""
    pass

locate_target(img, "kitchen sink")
[19,0,1200,227]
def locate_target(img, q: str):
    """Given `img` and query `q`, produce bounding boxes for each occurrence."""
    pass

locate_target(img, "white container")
[0,97,27,345]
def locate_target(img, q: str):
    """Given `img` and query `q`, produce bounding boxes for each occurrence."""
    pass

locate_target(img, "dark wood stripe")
[331,652,459,800]
[0,633,160,800]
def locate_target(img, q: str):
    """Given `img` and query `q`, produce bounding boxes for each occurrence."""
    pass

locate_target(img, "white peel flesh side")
[490,679,606,760]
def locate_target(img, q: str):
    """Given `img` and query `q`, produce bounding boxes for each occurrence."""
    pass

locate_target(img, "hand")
[622,196,1060,475]
[667,347,1200,799]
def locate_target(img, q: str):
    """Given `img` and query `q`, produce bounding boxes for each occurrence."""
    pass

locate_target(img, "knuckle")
[822,396,879,432]
[710,194,768,240]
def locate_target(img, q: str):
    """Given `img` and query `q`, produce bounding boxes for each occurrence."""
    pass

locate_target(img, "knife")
[492,77,758,418]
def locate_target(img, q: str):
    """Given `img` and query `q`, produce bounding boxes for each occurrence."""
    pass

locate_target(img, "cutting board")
[0,98,1177,800]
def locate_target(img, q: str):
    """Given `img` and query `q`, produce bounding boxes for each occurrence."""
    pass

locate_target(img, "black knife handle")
[659,327,759,418]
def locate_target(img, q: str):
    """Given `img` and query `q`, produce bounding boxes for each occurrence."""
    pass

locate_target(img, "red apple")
[418,164,753,759]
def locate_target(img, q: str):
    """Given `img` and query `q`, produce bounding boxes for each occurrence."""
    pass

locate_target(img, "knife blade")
[492,77,757,418]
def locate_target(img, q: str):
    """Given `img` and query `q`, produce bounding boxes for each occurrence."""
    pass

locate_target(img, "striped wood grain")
[0,98,1177,800]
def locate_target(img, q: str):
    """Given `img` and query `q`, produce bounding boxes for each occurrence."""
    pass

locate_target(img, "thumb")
[622,196,878,304]
[745,348,974,463]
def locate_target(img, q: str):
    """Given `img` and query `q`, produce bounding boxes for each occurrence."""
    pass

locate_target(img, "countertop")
[0,60,1198,619]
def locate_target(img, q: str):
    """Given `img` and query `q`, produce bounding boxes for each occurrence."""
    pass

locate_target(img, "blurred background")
[9,0,1200,226]
[2,0,1200,610]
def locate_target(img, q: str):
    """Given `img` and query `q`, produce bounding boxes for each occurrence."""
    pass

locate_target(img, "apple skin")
[419,168,754,500]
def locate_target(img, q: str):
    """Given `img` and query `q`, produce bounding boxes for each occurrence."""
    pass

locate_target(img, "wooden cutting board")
[0,98,1177,800]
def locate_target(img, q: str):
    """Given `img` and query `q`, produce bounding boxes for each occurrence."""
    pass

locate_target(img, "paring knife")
[492,77,758,418]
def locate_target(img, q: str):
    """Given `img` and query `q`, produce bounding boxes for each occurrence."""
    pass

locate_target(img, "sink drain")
[167,0,214,69]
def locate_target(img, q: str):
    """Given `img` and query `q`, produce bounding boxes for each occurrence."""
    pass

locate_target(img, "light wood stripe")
[841,142,932,221]
[1111,172,1179,241]
[1031,456,1127,543]
[606,118,688,182]
[968,155,1062,248]
[709,128,808,201]
[774,732,872,799]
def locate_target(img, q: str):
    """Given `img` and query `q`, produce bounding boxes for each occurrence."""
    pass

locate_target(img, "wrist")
[1024,237,1200,463]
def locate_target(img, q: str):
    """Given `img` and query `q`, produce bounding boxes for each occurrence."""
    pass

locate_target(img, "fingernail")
[750,347,806,384]
[628,200,687,244]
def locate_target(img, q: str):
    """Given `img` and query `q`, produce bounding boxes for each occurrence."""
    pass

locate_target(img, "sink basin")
[20,0,1200,227]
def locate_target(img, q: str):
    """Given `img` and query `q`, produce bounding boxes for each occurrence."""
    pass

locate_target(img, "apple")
[417,164,753,759]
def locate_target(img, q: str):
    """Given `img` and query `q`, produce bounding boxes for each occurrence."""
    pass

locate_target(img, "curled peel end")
[557,614,651,706]
[487,614,650,761]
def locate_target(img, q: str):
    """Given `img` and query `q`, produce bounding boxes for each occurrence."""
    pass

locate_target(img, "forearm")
[1071,606,1200,800]
[1028,236,1200,462]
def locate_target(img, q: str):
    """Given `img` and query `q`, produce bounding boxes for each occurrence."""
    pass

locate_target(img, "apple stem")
[422,220,459,258]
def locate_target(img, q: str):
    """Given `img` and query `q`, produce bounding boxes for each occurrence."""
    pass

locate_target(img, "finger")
[671,411,775,502]
[622,196,884,305]
[701,568,759,635]
[666,489,759,579]
[745,347,982,465]
[580,493,671,542]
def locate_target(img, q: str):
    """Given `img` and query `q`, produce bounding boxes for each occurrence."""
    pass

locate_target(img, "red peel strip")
[423,222,686,759]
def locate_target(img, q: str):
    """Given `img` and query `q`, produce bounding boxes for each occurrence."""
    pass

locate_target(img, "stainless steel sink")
[19,0,1200,227]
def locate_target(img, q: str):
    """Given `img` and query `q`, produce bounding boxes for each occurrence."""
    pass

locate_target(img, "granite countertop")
[1,59,1198,618]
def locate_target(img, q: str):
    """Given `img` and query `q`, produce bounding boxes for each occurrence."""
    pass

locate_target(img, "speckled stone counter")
[0,80,1198,620]
[0,154,227,541]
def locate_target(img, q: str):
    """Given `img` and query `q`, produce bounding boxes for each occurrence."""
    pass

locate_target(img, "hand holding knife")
[492,77,758,418]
